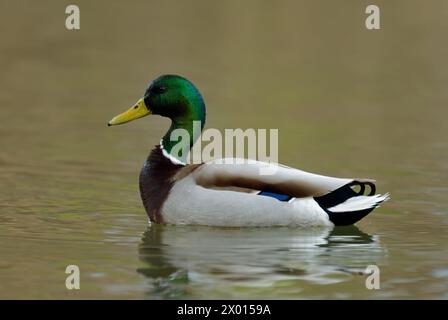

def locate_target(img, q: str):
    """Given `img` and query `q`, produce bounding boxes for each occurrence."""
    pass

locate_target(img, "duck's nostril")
[134,105,138,109]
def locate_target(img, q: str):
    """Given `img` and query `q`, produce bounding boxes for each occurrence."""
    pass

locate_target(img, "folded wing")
[193,158,373,197]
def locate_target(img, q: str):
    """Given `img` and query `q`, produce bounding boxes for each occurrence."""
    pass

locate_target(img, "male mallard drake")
[108,75,389,227]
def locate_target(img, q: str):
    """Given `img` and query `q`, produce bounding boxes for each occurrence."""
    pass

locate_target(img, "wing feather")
[192,159,371,198]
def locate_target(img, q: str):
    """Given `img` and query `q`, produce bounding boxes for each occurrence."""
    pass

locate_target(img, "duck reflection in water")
[137,224,385,299]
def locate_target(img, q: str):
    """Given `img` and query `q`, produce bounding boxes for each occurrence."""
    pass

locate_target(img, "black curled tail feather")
[314,181,378,226]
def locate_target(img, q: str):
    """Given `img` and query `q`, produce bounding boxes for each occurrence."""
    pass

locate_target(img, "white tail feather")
[328,193,390,213]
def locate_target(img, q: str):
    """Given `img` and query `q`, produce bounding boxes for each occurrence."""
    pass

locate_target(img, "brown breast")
[139,146,202,223]
[139,146,183,223]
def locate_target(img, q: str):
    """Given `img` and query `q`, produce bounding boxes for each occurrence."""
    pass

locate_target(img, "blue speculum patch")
[258,191,293,202]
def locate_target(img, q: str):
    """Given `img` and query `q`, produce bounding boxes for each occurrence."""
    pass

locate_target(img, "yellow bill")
[108,98,151,126]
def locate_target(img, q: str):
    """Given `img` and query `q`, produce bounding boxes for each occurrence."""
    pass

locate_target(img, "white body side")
[162,174,333,227]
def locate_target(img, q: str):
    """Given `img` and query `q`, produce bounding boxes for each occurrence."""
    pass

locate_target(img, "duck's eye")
[151,86,167,94]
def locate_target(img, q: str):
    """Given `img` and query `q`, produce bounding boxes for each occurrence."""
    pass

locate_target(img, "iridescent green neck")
[161,100,205,165]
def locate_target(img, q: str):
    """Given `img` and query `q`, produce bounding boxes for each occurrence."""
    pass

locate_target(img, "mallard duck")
[108,75,389,227]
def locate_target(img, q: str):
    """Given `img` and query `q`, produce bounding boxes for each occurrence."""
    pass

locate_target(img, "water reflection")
[138,224,385,299]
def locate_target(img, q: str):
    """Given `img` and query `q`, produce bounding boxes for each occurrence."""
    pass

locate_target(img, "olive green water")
[0,0,447,299]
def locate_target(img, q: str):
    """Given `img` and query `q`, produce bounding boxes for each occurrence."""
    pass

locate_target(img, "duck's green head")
[108,75,205,127]
[108,75,206,162]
